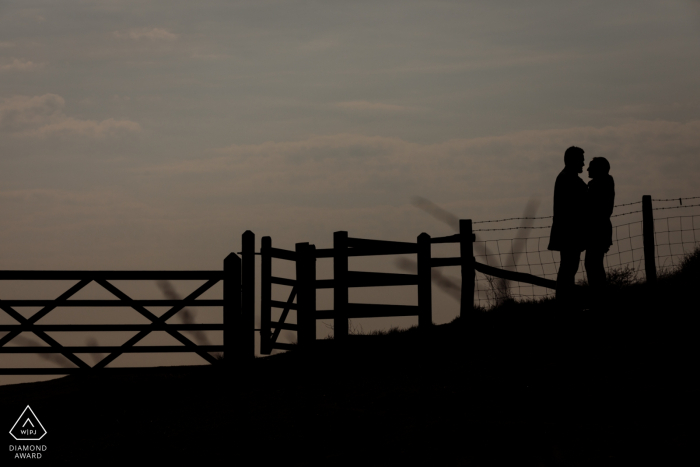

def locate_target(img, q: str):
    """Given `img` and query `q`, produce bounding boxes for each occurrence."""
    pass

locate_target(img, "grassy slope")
[1,249,697,465]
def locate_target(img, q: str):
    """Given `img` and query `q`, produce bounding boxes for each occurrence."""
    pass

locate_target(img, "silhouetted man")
[584,157,615,304]
[548,146,587,306]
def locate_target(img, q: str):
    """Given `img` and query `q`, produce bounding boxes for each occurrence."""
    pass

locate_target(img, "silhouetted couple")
[548,146,615,308]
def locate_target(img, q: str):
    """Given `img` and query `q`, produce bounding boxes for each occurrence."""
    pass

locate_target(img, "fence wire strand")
[474,205,654,232]
[652,196,700,203]
[471,201,700,309]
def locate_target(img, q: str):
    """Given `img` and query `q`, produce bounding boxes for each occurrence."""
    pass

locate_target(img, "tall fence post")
[308,244,316,345]
[242,231,255,360]
[642,195,657,284]
[296,243,316,349]
[296,242,316,349]
[417,233,432,329]
[295,242,306,348]
[459,219,475,317]
[224,252,241,366]
[334,231,349,342]
[260,236,272,355]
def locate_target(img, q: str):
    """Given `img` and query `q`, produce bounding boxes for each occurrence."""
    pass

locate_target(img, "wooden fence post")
[459,219,475,318]
[642,195,657,284]
[242,230,255,360]
[224,252,241,366]
[296,242,316,349]
[417,233,432,329]
[295,242,306,348]
[308,244,316,345]
[260,236,272,355]
[334,231,349,342]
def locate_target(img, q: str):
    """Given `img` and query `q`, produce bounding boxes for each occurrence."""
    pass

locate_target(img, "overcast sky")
[2,1,700,381]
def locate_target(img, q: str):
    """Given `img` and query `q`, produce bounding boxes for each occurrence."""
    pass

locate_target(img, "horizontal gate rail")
[346,247,415,257]
[314,248,334,258]
[430,234,461,244]
[269,247,297,262]
[270,276,296,287]
[0,367,217,375]
[0,346,225,353]
[0,324,224,332]
[0,271,224,280]
[347,237,419,255]
[0,299,225,307]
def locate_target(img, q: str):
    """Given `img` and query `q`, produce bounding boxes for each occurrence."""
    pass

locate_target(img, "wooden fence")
[255,219,553,354]
[1,196,660,369]
[256,195,659,354]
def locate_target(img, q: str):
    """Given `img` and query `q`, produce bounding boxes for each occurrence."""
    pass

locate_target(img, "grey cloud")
[0,58,41,71]
[145,120,700,214]
[113,28,178,41]
[0,94,64,131]
[336,101,417,112]
[0,94,141,137]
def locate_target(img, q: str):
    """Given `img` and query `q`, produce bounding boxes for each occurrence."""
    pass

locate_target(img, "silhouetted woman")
[585,157,615,303]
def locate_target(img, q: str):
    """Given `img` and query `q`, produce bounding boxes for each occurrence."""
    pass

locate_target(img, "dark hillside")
[1,249,697,465]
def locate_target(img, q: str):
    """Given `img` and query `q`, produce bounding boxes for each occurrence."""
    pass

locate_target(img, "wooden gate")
[0,259,241,374]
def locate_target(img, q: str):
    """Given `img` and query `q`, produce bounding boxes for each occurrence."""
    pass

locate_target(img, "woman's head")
[587,157,610,178]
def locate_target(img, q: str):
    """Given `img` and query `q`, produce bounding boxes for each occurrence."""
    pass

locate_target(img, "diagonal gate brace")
[0,279,93,369]
[270,286,297,348]
[93,279,220,368]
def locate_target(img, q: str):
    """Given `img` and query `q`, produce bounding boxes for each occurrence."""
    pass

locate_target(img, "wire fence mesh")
[472,197,700,309]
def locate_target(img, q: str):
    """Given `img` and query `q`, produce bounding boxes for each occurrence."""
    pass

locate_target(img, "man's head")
[587,157,610,179]
[564,146,585,173]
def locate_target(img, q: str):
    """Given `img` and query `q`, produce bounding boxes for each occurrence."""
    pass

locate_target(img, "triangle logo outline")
[9,406,47,441]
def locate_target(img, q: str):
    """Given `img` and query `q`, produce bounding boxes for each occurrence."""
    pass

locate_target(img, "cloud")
[0,94,141,137]
[190,53,230,61]
[0,42,15,48]
[336,101,414,112]
[30,117,141,137]
[299,38,337,52]
[0,58,41,71]
[113,28,177,41]
[140,120,700,223]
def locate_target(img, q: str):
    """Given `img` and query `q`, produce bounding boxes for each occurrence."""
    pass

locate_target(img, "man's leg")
[585,248,607,306]
[557,249,581,305]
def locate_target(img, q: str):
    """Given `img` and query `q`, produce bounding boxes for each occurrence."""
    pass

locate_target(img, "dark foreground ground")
[1,258,697,465]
